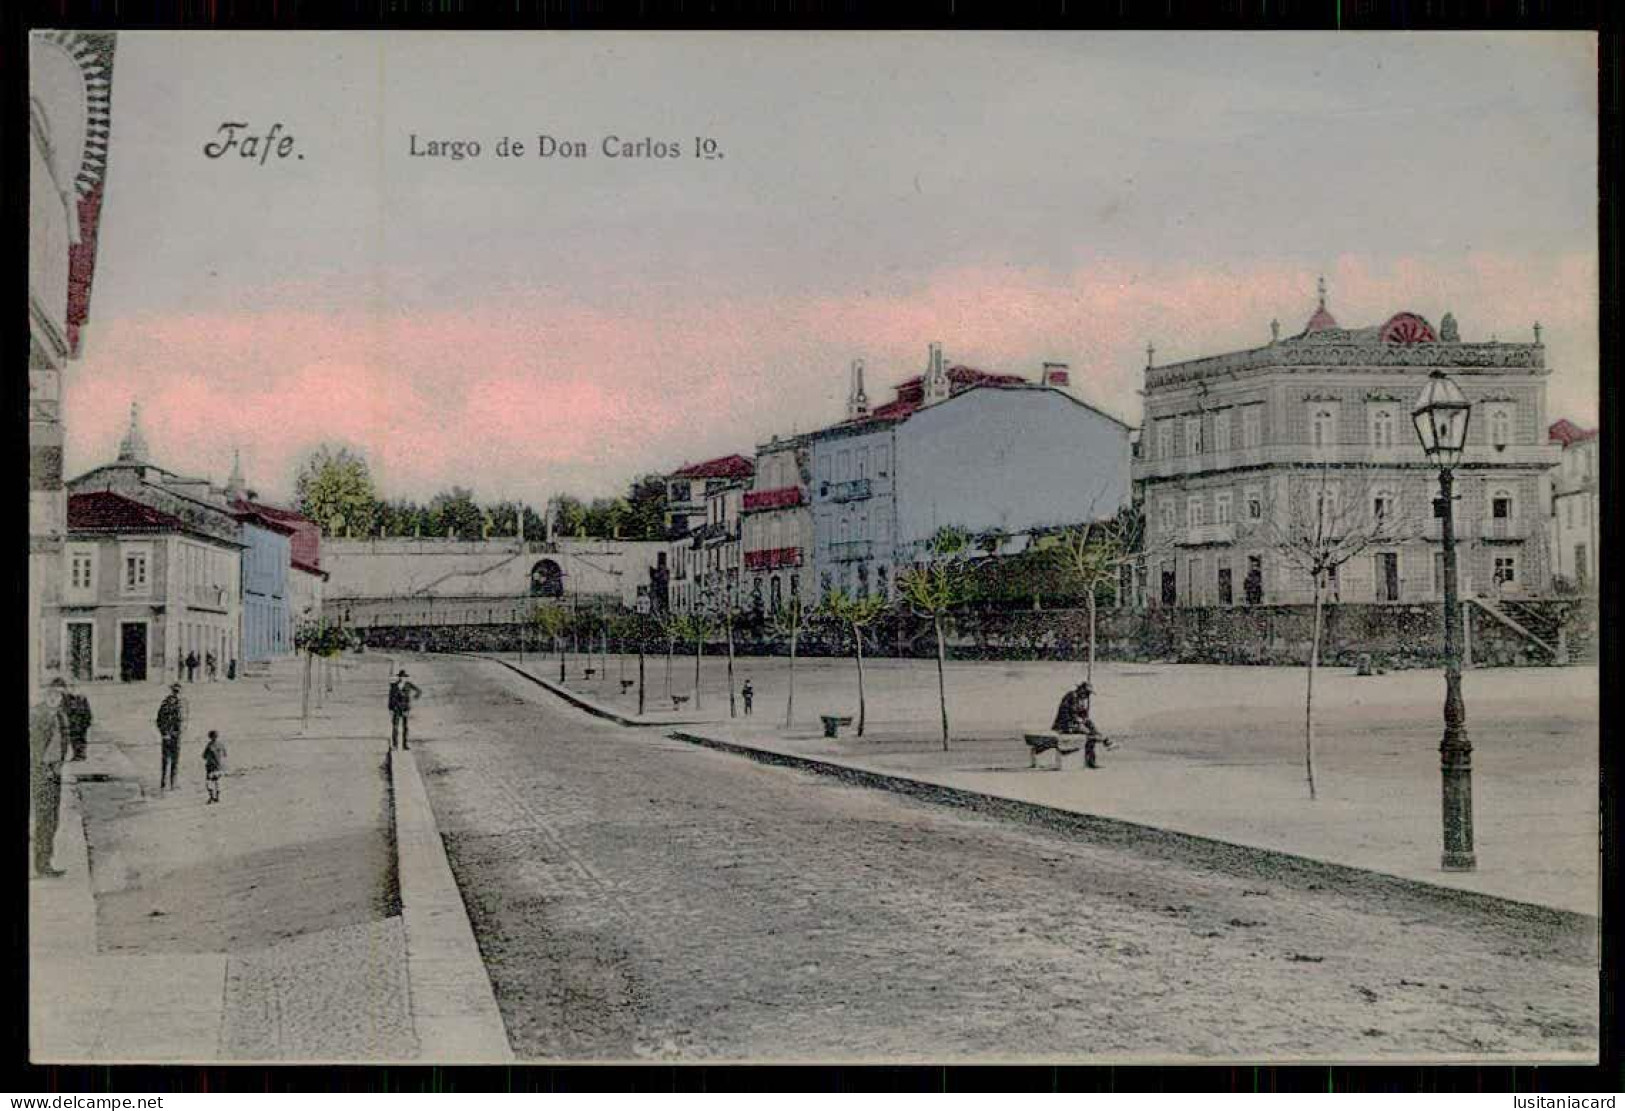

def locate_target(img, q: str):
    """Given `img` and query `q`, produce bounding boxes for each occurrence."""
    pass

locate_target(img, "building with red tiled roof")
[798,343,1132,604]
[57,492,244,683]
[664,454,757,614]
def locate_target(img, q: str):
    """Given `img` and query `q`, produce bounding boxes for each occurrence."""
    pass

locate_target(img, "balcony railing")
[742,486,806,513]
[829,539,874,562]
[1176,522,1237,546]
[745,546,803,572]
[1133,442,1561,482]
[826,478,873,503]
[1423,517,1472,541]
[1480,517,1531,542]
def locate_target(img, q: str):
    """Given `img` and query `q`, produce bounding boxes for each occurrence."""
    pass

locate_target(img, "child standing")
[202,730,227,804]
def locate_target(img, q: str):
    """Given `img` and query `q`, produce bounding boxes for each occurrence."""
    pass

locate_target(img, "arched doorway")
[530,559,565,598]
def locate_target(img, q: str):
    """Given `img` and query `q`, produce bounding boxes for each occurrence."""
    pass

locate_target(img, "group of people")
[154,683,228,801]
[178,650,232,683]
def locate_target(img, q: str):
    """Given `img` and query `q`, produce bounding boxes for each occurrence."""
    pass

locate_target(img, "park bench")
[620,680,636,695]
[671,694,690,711]
[821,714,855,739]
[1024,732,1081,770]
[583,667,596,681]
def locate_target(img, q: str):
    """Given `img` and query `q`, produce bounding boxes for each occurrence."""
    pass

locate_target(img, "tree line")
[292,445,668,541]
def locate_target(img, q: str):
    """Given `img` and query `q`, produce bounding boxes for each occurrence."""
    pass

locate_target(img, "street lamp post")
[1412,370,1476,872]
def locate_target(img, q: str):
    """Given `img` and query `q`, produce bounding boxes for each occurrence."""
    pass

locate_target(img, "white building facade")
[1546,421,1599,593]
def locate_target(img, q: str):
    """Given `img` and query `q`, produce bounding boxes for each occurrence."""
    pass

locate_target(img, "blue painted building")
[234,506,294,662]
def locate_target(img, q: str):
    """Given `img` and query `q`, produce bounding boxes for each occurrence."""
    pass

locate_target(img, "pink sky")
[64,248,1596,508]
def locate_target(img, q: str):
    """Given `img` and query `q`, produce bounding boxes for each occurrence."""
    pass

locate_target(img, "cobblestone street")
[412,656,1597,1063]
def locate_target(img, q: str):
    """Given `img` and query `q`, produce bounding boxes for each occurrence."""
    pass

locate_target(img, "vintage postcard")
[26,31,1599,1065]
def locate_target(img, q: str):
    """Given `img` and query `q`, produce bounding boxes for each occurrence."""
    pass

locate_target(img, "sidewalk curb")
[477,654,711,729]
[665,728,1597,944]
[387,746,514,1062]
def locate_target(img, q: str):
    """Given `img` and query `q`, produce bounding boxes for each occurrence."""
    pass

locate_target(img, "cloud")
[63,249,1597,506]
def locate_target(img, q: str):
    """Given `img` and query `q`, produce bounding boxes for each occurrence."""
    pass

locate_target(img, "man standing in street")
[30,679,71,878]
[61,679,93,762]
[157,682,186,790]
[389,669,422,751]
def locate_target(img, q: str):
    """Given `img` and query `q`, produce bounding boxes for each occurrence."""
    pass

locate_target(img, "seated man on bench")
[1050,679,1112,769]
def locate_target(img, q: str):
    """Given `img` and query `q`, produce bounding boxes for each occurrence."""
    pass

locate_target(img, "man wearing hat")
[388,670,423,751]
[61,678,93,762]
[1052,678,1111,769]
[30,679,71,877]
[156,682,187,790]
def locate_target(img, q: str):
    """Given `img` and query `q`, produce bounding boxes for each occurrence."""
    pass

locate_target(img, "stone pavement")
[487,652,1599,917]
[29,653,508,1063]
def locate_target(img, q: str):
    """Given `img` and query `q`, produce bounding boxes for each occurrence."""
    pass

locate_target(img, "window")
[1185,417,1202,457]
[1214,410,1232,453]
[1310,483,1340,527]
[1186,496,1205,529]
[67,547,95,594]
[1245,555,1263,605]
[1158,420,1176,461]
[1369,406,1396,448]
[1491,489,1513,520]
[1160,499,1178,533]
[1372,490,1395,523]
[837,450,851,482]
[121,546,150,595]
[855,449,869,481]
[1494,556,1517,585]
[1310,407,1336,448]
[1565,499,1575,529]
[1488,405,1513,447]
[817,455,830,484]
[1214,491,1233,525]
[1244,486,1264,521]
[874,444,888,476]
[1242,406,1262,449]
[1217,564,1233,605]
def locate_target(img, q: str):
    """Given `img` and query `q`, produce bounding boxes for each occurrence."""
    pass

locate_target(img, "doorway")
[119,622,148,682]
[1376,552,1400,602]
[67,622,94,681]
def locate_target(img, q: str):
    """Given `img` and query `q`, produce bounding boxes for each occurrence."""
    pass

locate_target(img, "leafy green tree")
[1049,507,1144,683]
[295,445,379,538]
[897,527,975,751]
[624,474,669,541]
[553,496,589,539]
[818,588,889,737]
[427,486,483,539]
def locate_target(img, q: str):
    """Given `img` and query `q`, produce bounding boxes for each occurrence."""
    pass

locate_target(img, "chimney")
[924,341,950,405]
[847,358,870,420]
[1041,362,1070,390]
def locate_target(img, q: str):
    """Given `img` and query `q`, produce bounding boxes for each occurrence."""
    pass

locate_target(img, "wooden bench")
[620,680,636,695]
[821,714,855,739]
[671,695,690,711]
[1025,732,1081,770]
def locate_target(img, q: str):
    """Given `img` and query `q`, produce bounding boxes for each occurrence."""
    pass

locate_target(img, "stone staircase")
[1470,597,1576,665]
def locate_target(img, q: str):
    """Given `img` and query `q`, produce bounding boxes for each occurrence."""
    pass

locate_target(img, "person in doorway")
[157,683,187,789]
[202,730,227,804]
[1052,679,1112,769]
[741,679,755,716]
[388,670,423,751]
[205,651,217,681]
[227,658,237,681]
[61,679,93,762]
[185,651,199,683]
[30,680,71,878]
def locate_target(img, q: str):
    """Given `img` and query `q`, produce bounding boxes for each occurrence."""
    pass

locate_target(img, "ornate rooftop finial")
[1146,340,1156,367]
[116,401,149,464]
[1270,318,1280,343]
[1317,274,1328,310]
[1439,312,1460,343]
[1533,321,1543,345]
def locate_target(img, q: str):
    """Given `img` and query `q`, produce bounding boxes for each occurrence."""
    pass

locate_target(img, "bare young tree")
[1263,465,1420,800]
[1049,505,1153,684]
[530,604,570,683]
[818,587,889,737]
[896,526,975,751]
[766,594,807,729]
